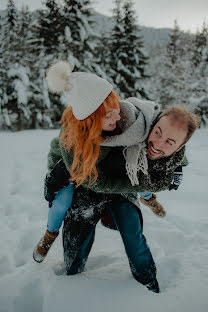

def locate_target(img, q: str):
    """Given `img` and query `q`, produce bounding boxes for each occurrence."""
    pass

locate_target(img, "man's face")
[147,115,187,160]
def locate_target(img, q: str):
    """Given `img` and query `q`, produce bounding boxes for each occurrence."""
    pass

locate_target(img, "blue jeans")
[47,184,74,232]
[139,191,152,200]
[69,198,157,285]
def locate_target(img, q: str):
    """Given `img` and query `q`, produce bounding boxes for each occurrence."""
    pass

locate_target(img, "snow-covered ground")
[0,128,207,312]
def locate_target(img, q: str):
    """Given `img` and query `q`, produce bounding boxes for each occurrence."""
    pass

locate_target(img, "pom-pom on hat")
[46,61,113,120]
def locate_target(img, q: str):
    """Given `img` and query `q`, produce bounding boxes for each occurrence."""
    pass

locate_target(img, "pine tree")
[7,64,31,130]
[60,0,95,71]
[20,5,55,129]
[156,21,192,109]
[92,32,112,80]
[37,0,63,58]
[0,1,56,130]
[1,0,18,65]
[35,1,67,128]
[166,20,182,65]
[1,3,42,130]
[18,5,48,129]
[0,11,4,128]
[10,5,35,130]
[34,0,96,128]
[192,22,208,66]
[121,0,148,98]
[191,23,208,125]
[108,0,149,98]
[107,0,124,89]
[0,0,20,130]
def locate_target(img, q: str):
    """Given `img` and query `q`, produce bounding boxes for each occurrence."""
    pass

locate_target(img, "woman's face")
[101,107,121,131]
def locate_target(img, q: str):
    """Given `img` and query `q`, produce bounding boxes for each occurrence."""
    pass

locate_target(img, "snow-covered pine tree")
[37,0,63,58]
[108,0,149,98]
[156,20,181,108]
[107,0,125,93]
[192,23,208,66]
[0,3,33,130]
[1,0,18,65]
[121,0,148,98]
[17,5,49,129]
[166,20,182,65]
[155,20,193,109]
[36,1,67,128]
[191,23,208,125]
[0,10,4,128]
[144,43,166,102]
[1,3,45,131]
[7,64,31,131]
[60,0,95,72]
[91,32,113,81]
[9,5,37,130]
[0,0,22,130]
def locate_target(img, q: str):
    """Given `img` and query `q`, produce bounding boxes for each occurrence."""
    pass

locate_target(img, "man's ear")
[176,144,185,152]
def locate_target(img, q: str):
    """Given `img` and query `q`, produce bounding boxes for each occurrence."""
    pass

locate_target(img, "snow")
[78,22,87,42]
[64,26,72,43]
[0,128,207,312]
[8,65,30,108]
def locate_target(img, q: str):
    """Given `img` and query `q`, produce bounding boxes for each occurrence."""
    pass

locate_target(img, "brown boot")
[140,194,166,217]
[33,229,59,263]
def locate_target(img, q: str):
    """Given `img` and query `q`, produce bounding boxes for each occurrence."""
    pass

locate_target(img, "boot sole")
[33,250,44,263]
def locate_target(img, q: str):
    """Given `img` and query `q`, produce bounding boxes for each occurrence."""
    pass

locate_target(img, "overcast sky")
[1,0,208,33]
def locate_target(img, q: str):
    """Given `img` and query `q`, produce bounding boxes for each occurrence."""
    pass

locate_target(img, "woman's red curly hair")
[60,90,120,187]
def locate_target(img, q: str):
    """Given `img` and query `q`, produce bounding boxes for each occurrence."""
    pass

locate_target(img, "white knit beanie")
[46,61,113,120]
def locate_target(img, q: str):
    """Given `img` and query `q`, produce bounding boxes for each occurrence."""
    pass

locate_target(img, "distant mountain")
[0,8,171,51]
[90,11,171,51]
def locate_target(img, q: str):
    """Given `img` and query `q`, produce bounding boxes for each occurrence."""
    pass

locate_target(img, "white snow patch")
[0,128,207,312]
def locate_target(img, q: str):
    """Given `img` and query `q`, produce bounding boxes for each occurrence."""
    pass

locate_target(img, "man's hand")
[169,165,183,191]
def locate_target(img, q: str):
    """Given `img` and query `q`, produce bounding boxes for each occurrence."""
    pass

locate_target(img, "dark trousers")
[67,198,157,286]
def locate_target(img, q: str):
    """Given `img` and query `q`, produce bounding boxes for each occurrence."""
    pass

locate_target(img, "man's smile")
[148,142,163,156]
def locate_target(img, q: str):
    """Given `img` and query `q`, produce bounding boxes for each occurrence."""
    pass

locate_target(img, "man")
[44,101,200,293]
[101,105,193,222]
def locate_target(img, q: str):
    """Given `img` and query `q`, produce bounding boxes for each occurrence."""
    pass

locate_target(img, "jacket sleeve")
[45,136,71,206]
[47,137,63,171]
[84,167,173,194]
[84,170,138,194]
[44,159,71,205]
